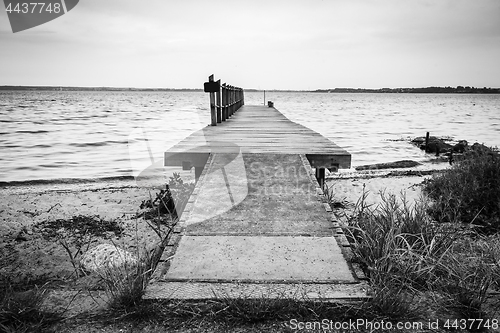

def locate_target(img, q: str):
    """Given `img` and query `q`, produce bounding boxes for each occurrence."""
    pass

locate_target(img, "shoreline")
[0,163,446,231]
[0,175,136,188]
[0,159,448,187]
[0,162,443,240]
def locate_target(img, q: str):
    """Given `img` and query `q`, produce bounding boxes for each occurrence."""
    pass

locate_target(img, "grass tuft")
[96,248,154,311]
[0,280,62,333]
[322,180,351,209]
[346,187,500,323]
[347,191,457,283]
[436,236,500,323]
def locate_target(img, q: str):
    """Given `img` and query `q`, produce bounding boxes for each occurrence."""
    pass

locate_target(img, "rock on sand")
[80,243,137,272]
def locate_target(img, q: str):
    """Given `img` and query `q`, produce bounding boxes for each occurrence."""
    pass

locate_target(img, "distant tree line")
[1,85,499,93]
[313,86,500,94]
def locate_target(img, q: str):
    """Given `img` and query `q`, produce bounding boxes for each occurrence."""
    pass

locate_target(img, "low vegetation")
[347,193,499,324]
[139,172,195,221]
[423,143,500,234]
[345,144,500,329]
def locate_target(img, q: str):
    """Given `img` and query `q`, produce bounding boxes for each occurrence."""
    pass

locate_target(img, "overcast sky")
[1,0,499,90]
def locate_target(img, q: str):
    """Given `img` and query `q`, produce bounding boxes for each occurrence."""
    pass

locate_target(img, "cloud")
[371,0,500,46]
[0,0,499,88]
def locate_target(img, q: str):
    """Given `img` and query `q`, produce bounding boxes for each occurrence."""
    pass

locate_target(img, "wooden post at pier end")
[205,75,244,124]
[208,75,217,126]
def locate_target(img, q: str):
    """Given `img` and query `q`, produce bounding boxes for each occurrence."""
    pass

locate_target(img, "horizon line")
[1,85,500,92]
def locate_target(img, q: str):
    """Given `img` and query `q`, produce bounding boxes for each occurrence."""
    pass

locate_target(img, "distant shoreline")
[1,85,499,93]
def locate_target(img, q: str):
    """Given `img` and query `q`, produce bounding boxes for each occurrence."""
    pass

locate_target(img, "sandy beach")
[327,171,430,207]
[0,178,173,315]
[0,180,156,281]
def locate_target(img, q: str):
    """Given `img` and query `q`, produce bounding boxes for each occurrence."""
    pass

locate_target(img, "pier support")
[195,166,204,182]
[315,167,325,188]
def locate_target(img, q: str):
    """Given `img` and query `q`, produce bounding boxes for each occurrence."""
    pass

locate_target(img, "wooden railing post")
[208,75,216,126]
[216,79,222,124]
[224,84,229,119]
[237,88,241,109]
[231,86,235,116]
[229,85,233,117]
[233,86,236,116]
[235,87,239,111]
[204,76,243,122]
[222,83,227,121]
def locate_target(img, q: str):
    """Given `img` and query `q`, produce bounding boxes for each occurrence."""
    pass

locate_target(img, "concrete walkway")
[145,153,368,301]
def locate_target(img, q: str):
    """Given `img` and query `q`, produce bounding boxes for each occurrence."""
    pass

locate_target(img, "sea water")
[1,90,499,183]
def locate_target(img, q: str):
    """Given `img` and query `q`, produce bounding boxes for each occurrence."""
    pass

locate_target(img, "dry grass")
[345,189,500,327]
[0,280,63,333]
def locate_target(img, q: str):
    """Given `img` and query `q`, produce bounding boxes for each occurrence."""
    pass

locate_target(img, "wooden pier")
[145,77,368,301]
[163,106,351,187]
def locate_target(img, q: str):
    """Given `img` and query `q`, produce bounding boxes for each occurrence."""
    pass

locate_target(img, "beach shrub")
[423,144,500,234]
[168,172,195,217]
[140,172,195,221]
